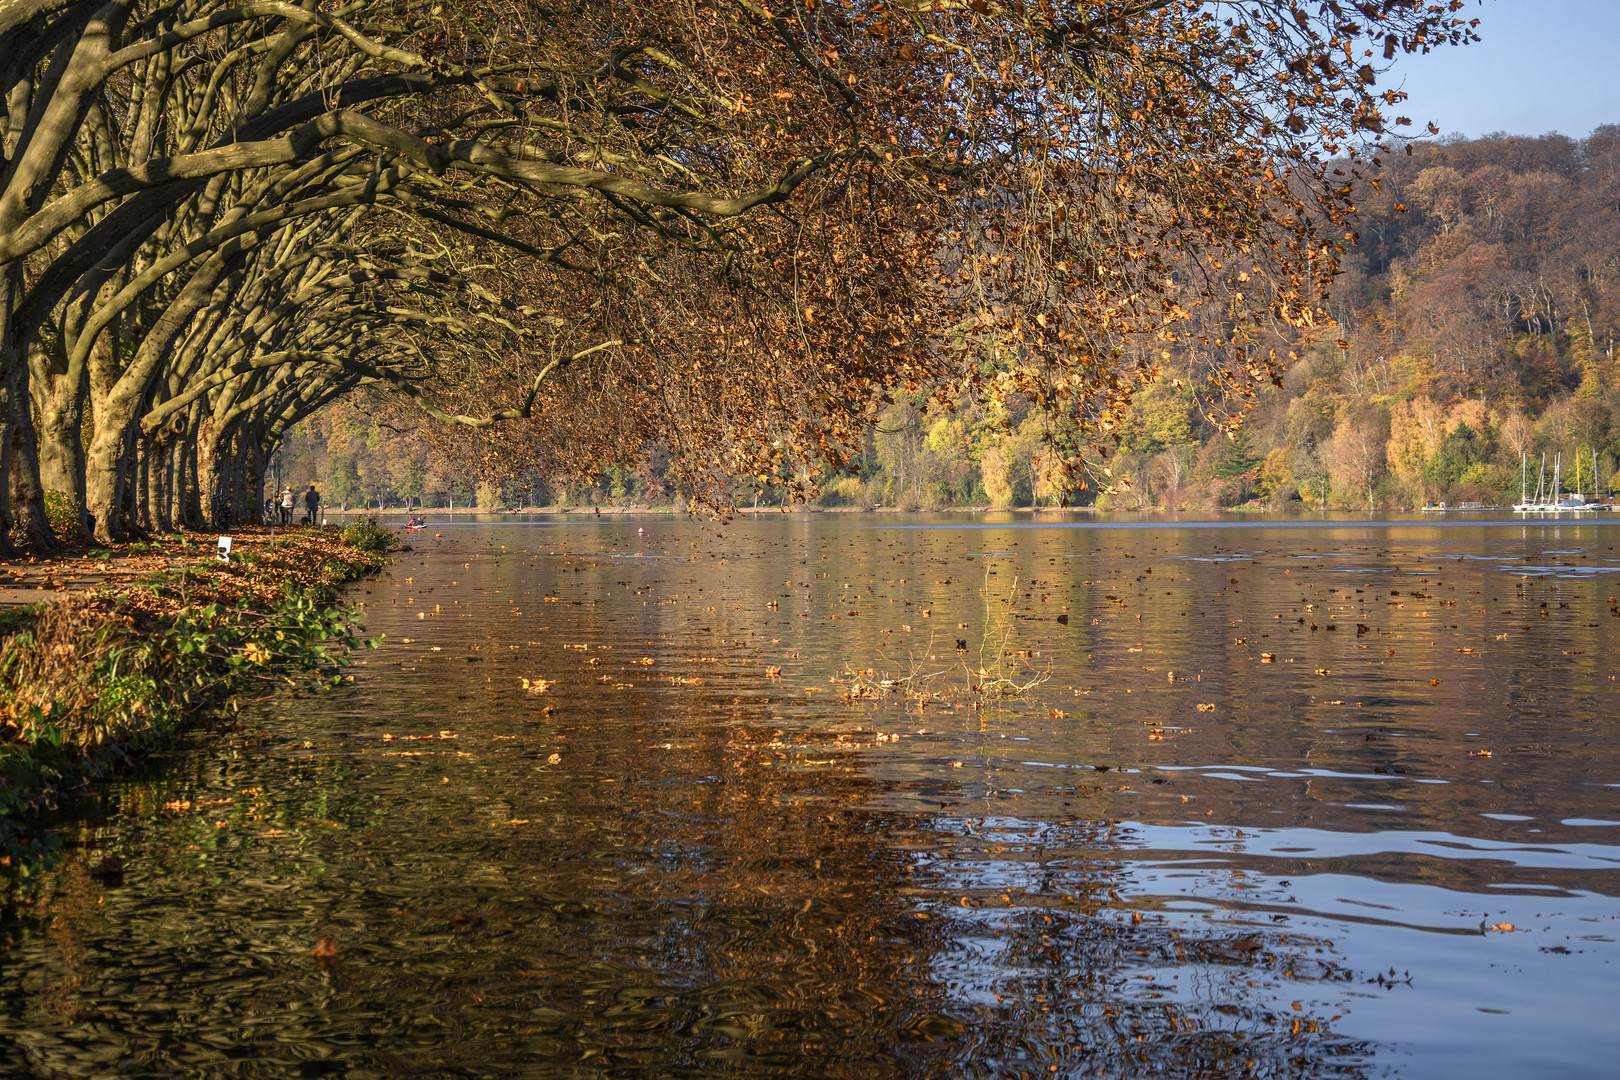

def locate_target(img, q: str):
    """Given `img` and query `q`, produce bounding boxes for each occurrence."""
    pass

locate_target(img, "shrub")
[341,519,394,552]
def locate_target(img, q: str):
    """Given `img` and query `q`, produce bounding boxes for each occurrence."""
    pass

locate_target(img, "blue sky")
[1383,0,1620,140]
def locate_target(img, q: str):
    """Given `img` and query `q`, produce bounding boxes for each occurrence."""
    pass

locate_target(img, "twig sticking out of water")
[967,570,1052,697]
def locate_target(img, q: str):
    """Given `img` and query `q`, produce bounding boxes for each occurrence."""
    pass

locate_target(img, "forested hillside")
[291,128,1620,512]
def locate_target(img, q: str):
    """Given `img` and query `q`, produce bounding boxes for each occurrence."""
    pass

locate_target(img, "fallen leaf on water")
[546,753,561,765]
[1195,703,1216,712]
[521,678,552,693]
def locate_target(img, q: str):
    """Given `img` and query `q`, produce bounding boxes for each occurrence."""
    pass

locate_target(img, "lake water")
[3,512,1618,1078]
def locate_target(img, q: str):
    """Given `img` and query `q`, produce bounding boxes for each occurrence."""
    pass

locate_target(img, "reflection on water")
[3,513,1619,1078]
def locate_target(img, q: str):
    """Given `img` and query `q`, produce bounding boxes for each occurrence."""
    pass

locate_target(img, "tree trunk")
[183,406,204,528]
[83,419,128,544]
[34,384,85,514]
[118,430,141,539]
[239,429,267,525]
[163,437,183,534]
[136,433,156,533]
[150,436,172,534]
[231,429,253,525]
[195,418,228,528]
[8,371,59,550]
[0,366,14,556]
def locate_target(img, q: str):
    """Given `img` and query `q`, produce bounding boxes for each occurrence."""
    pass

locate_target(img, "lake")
[3,512,1618,1078]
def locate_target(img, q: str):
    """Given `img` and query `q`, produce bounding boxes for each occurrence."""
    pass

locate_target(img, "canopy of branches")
[0,0,1474,546]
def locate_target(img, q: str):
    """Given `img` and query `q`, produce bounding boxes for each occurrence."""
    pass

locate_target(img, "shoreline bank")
[1,526,389,887]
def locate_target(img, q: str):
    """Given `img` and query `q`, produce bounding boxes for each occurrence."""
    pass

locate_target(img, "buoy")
[435,532,443,537]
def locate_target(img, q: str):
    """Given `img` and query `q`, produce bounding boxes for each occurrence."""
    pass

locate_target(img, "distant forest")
[281,128,1620,512]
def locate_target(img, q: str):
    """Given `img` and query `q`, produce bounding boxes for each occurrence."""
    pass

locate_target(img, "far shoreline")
[321,504,1058,516]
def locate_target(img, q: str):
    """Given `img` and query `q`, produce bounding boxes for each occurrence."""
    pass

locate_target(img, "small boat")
[1421,500,1497,513]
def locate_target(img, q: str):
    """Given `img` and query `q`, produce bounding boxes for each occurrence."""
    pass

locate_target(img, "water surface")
[3,513,1617,1078]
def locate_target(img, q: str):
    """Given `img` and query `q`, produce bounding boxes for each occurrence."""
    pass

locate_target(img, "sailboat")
[1516,450,1613,514]
[1512,452,1547,512]
[1555,448,1613,512]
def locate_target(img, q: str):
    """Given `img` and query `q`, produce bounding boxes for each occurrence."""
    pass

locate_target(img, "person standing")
[279,486,295,525]
[304,483,321,524]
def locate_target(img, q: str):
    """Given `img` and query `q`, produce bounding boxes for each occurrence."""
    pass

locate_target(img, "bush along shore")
[0,523,392,887]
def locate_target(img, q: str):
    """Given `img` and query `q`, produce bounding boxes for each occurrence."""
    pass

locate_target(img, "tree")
[1328,407,1388,509]
[1424,422,1488,493]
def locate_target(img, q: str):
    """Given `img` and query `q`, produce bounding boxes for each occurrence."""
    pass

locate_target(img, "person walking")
[279,486,295,525]
[304,483,321,524]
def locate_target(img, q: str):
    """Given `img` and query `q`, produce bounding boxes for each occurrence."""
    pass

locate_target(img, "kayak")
[405,523,429,531]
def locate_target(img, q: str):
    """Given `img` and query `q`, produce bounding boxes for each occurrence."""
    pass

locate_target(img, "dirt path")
[0,526,319,610]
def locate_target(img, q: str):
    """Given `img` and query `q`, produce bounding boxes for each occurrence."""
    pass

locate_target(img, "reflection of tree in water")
[907,816,1371,1078]
[2,684,1368,1079]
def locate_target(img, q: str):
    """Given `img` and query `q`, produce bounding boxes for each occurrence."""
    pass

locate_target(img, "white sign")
[216,536,232,562]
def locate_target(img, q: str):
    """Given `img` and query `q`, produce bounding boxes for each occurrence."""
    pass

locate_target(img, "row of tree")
[1,0,1474,547]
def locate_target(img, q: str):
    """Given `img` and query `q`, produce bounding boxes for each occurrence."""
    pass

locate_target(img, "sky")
[1382,0,1620,140]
